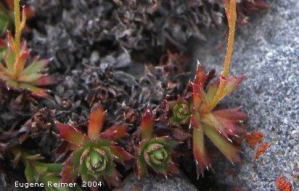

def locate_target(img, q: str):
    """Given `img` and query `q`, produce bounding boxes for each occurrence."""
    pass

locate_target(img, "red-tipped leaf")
[56,122,85,146]
[6,31,15,50]
[4,46,15,73]
[201,113,228,139]
[203,124,240,163]
[18,73,43,83]
[194,64,206,87]
[102,124,129,140]
[217,74,245,101]
[213,107,247,121]
[193,128,210,177]
[88,103,106,139]
[137,155,148,178]
[216,117,245,137]
[18,83,48,97]
[13,49,30,76]
[32,75,57,86]
[140,108,155,140]
[110,145,133,164]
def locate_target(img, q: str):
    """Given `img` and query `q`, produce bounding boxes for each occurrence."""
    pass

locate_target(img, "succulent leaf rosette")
[170,96,191,124]
[137,108,178,177]
[186,0,247,176]
[190,65,247,175]
[0,2,54,97]
[56,103,133,187]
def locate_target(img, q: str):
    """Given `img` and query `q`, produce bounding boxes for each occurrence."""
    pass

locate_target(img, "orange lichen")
[276,176,292,191]
[254,142,270,160]
[245,131,263,148]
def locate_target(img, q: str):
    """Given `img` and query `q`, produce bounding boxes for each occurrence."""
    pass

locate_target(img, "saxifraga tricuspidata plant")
[0,0,250,189]
[0,0,55,97]
[170,0,247,177]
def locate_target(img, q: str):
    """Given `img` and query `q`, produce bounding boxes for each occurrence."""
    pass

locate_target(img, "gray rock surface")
[194,1,299,190]
[114,175,197,191]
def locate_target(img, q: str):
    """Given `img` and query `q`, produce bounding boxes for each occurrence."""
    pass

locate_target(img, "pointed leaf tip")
[6,31,14,49]
[55,121,84,146]
[88,103,106,139]
[193,128,210,176]
[18,83,49,97]
[102,124,129,140]
[210,74,245,109]
[141,108,155,140]
[21,59,50,76]
[110,145,133,164]
[213,107,247,121]
[203,124,240,163]
[194,65,205,86]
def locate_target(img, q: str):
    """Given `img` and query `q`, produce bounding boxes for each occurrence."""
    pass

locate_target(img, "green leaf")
[91,138,112,148]
[201,113,228,139]
[137,155,147,178]
[71,148,85,165]
[21,59,49,76]
[18,73,43,83]
[206,82,218,102]
[4,77,19,88]
[42,163,63,173]
[4,48,15,73]
[79,162,92,182]
[101,160,115,177]
[25,161,36,183]
[18,82,48,97]
[148,159,168,174]
[99,146,113,163]
[192,127,209,176]
[203,124,240,163]
[0,62,11,76]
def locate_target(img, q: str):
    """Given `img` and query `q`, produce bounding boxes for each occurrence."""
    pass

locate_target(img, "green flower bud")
[146,143,168,165]
[81,148,109,176]
[138,138,177,175]
[170,98,191,124]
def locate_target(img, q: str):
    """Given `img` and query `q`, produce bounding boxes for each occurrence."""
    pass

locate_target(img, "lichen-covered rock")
[114,175,197,191]
[195,1,299,190]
